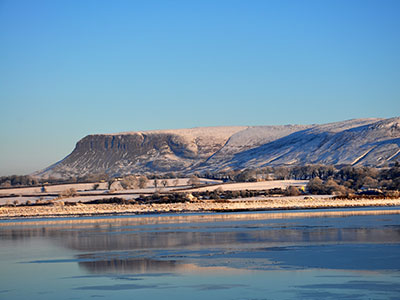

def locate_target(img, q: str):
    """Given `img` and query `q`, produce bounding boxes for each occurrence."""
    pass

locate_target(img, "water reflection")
[1,209,400,300]
[1,209,398,273]
[1,211,400,252]
[3,208,400,227]
[78,256,180,274]
[1,226,397,253]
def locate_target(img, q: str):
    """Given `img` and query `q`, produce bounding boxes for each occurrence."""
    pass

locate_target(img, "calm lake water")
[1,208,400,300]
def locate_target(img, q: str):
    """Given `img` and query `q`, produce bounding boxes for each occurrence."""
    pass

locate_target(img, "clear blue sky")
[1,0,399,176]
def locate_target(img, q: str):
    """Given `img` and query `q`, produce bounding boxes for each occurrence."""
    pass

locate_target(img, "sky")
[1,0,399,176]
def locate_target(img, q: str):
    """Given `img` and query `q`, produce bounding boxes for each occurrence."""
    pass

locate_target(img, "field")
[2,178,400,220]
[184,180,308,192]
[0,179,307,206]
[2,196,400,220]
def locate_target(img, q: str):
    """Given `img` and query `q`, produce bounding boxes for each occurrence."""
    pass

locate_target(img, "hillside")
[35,117,400,178]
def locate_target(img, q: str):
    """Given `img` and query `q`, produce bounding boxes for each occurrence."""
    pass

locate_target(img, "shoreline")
[1,197,400,221]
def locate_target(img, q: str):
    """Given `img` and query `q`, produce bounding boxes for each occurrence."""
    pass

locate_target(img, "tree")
[121,175,139,189]
[362,176,378,189]
[161,179,168,188]
[235,169,257,182]
[325,179,342,195]
[285,186,301,196]
[274,167,290,180]
[108,180,114,190]
[59,188,78,198]
[138,176,148,189]
[187,175,201,187]
[307,177,325,194]
[109,181,123,192]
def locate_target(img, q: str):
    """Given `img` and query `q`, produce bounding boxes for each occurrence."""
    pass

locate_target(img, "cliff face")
[36,127,246,177]
[36,118,400,178]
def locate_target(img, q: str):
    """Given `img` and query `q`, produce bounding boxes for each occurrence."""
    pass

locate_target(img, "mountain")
[35,117,400,178]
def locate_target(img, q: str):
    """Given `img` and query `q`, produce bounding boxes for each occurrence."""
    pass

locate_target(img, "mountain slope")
[35,117,400,178]
[36,127,246,178]
[225,118,400,170]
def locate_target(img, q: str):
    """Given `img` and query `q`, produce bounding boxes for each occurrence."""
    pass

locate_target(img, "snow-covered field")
[0,178,223,205]
[182,180,308,192]
[2,198,400,220]
[0,182,109,195]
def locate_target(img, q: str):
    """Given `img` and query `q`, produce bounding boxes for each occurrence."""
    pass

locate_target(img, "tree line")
[2,163,399,197]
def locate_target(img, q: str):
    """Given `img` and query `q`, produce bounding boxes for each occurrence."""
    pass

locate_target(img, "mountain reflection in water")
[1,210,400,253]
[78,256,180,274]
[1,209,400,300]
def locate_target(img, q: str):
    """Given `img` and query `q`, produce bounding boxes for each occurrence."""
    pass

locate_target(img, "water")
[1,208,400,299]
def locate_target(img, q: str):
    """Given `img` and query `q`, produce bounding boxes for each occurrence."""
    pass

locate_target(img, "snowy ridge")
[35,117,400,178]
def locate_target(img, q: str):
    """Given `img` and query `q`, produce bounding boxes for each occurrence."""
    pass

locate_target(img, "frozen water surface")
[1,207,400,300]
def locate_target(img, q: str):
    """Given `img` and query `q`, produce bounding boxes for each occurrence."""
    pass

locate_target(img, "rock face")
[36,118,400,178]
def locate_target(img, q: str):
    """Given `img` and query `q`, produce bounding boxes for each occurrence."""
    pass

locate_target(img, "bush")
[187,175,201,187]
[109,181,123,192]
[285,186,301,196]
[59,188,78,198]
[86,197,130,204]
[307,177,326,194]
[120,175,139,189]
[138,176,148,189]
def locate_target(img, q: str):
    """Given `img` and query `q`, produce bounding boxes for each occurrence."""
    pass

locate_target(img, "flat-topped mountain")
[35,117,400,178]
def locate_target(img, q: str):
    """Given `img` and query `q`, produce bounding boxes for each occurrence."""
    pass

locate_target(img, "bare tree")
[59,188,78,198]
[138,176,148,189]
[306,177,324,194]
[109,181,123,192]
[187,175,201,187]
[121,175,139,189]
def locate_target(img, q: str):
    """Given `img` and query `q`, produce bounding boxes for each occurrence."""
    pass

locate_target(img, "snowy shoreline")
[1,197,400,220]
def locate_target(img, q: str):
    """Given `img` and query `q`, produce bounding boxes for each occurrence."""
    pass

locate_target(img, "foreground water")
[1,208,400,300]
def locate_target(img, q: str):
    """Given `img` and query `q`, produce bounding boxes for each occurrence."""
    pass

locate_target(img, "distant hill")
[35,117,400,178]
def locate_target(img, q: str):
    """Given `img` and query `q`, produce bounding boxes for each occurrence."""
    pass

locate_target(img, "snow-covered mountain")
[35,117,400,178]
